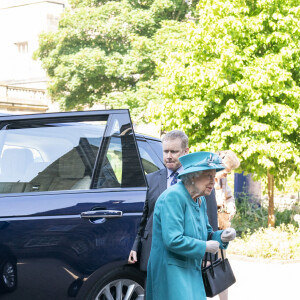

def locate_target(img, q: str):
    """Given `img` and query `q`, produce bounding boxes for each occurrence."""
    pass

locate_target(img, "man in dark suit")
[128,130,218,271]
[128,130,189,270]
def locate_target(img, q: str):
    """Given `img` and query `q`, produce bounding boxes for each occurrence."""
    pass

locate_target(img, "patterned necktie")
[170,171,179,186]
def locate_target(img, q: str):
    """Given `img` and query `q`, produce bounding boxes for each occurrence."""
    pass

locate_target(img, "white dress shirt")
[167,166,184,188]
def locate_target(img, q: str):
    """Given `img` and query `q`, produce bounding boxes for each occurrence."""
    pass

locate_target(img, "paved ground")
[211,254,300,300]
[1,255,298,299]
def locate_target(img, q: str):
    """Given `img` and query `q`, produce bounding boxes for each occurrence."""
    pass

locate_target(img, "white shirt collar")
[167,165,184,178]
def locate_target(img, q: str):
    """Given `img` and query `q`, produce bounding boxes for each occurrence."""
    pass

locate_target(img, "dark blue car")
[0,110,163,300]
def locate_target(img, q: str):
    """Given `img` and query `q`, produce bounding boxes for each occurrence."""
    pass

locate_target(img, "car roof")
[0,112,161,142]
[135,133,161,142]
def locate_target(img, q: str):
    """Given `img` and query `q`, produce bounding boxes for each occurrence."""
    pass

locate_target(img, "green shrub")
[231,197,299,236]
[231,197,268,234]
[229,197,299,259]
[275,209,298,227]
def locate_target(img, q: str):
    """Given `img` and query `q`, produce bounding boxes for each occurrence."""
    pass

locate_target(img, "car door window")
[94,115,146,188]
[0,118,107,193]
[147,139,163,163]
[137,140,164,174]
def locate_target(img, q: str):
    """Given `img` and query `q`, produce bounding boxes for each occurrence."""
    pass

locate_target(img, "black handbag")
[201,249,236,297]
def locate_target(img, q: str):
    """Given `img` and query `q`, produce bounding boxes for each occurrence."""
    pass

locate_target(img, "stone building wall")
[0,0,66,114]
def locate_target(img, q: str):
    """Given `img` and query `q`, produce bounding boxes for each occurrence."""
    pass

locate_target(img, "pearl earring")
[192,181,194,185]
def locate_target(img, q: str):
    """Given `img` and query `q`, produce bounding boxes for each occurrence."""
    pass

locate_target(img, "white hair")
[180,171,203,186]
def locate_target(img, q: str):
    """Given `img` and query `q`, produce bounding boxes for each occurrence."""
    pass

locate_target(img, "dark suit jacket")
[132,168,167,271]
[131,168,218,271]
[206,188,218,231]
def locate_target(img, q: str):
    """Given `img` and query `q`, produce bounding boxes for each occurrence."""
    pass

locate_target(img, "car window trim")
[0,186,148,199]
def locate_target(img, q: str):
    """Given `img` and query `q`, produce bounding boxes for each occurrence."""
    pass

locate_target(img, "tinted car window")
[137,140,164,174]
[0,119,106,193]
[94,114,146,188]
[147,139,163,163]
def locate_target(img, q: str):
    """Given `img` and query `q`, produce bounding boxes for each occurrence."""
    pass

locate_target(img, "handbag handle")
[202,251,219,269]
[202,249,226,279]
[202,248,226,269]
[203,232,217,268]
[203,232,226,269]
[220,248,227,271]
[220,248,225,260]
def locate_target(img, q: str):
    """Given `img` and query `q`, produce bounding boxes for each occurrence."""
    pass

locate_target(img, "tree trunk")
[267,171,275,227]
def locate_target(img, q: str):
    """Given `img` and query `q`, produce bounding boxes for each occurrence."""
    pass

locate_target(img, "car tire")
[86,266,145,300]
[0,258,17,293]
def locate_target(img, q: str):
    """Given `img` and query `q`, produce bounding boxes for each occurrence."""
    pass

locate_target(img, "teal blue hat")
[177,152,225,179]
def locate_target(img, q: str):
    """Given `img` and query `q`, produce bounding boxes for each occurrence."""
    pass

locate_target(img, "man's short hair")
[162,130,188,149]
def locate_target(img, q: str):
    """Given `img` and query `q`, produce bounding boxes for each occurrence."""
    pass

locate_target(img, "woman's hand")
[205,241,220,254]
[128,250,137,264]
[221,228,236,242]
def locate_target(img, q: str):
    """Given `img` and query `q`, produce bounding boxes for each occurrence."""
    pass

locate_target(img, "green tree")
[150,0,300,226]
[34,0,192,119]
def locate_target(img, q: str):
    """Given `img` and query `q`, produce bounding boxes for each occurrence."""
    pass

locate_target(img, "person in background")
[146,152,236,300]
[215,149,240,300]
[128,130,189,271]
[215,150,240,227]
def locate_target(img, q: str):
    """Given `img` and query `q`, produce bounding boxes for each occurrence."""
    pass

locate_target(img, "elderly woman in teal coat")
[146,152,236,300]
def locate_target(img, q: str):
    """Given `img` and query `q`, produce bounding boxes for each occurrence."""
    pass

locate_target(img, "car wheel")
[0,258,17,293]
[87,266,145,300]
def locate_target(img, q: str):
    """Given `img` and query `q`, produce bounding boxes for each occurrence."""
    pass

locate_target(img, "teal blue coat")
[146,182,228,300]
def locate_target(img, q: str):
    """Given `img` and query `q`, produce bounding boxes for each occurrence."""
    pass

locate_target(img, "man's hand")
[128,250,137,264]
[205,241,220,254]
[221,228,236,242]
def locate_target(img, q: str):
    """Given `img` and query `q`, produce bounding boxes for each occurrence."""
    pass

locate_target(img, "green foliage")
[227,224,300,259]
[35,0,300,190]
[274,172,300,194]
[275,208,298,226]
[34,0,191,119]
[230,193,300,259]
[231,196,298,234]
[150,0,300,189]
[231,197,268,233]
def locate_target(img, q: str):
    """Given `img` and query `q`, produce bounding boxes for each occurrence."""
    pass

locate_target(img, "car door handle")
[80,210,123,219]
